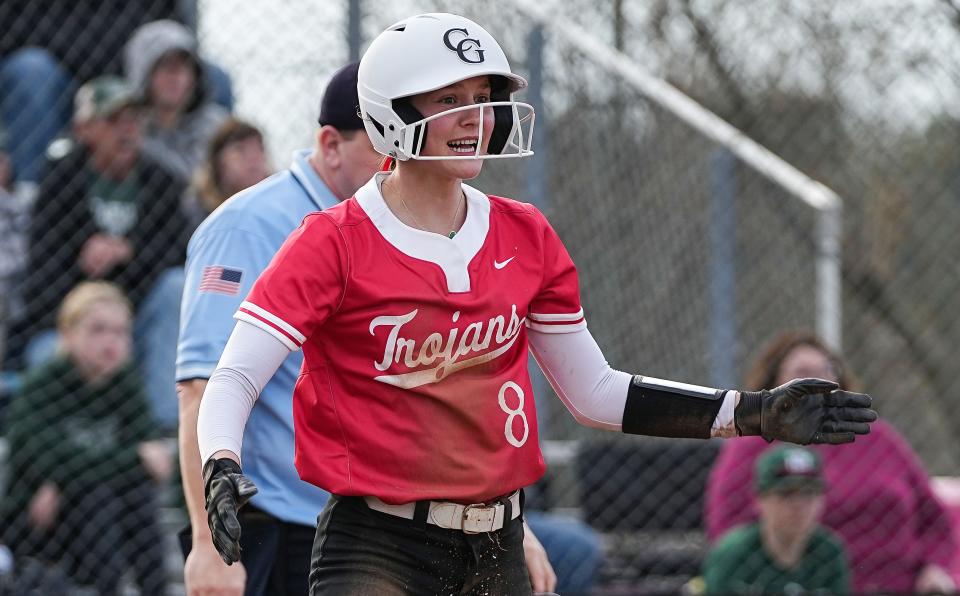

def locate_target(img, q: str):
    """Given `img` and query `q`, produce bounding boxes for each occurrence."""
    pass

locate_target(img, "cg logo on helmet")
[443,28,485,64]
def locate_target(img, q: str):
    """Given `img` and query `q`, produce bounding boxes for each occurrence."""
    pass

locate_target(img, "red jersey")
[236,174,585,504]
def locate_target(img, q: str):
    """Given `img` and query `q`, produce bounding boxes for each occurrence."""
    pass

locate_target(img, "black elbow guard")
[621,376,726,439]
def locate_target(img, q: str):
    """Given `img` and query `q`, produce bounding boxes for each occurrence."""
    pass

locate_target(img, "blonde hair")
[57,281,132,332]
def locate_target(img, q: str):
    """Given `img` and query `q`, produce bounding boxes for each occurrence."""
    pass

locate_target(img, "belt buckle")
[460,503,498,534]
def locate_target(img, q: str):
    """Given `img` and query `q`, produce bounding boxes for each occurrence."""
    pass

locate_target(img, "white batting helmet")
[358,13,535,161]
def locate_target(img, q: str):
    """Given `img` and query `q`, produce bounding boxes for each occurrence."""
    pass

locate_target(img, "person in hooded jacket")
[124,19,230,184]
[8,76,189,431]
[0,0,181,193]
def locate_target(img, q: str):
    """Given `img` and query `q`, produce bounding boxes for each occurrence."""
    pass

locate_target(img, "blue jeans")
[133,267,184,432]
[24,268,184,431]
[23,328,59,370]
[0,48,73,184]
[525,511,603,595]
[205,62,235,112]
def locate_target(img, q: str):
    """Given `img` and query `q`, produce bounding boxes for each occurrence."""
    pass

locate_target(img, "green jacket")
[3,356,158,520]
[703,523,849,595]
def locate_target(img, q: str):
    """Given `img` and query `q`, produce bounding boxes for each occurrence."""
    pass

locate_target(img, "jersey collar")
[353,172,490,293]
[290,149,338,211]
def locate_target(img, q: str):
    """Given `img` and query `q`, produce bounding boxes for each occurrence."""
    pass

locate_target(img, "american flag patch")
[199,266,243,295]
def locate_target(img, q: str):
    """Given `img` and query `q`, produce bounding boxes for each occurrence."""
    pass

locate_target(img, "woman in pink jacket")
[706,331,957,594]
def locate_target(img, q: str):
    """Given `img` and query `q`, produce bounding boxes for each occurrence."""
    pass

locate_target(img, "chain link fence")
[1,0,959,593]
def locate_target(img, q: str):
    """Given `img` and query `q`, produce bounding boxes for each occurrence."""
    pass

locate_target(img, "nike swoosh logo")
[493,256,515,269]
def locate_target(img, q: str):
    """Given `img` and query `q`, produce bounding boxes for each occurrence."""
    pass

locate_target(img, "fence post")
[525,24,553,434]
[818,204,842,351]
[180,0,198,31]
[710,149,736,388]
[525,24,547,208]
[348,0,362,62]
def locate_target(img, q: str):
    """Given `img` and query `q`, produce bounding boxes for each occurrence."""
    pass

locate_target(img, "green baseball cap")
[756,446,825,494]
[74,75,142,122]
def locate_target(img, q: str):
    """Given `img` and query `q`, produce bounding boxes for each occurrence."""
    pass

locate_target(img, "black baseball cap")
[317,62,363,131]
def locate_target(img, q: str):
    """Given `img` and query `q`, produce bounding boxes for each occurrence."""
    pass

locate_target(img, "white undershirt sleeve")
[527,327,737,437]
[711,390,738,438]
[197,319,293,464]
[527,327,632,431]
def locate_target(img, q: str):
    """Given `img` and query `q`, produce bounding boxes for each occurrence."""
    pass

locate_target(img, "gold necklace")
[398,190,465,239]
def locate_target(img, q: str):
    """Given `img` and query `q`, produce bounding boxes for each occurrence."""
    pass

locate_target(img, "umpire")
[176,63,382,595]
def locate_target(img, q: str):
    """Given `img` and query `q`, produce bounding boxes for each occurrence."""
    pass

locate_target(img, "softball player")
[198,13,877,595]
[179,62,560,595]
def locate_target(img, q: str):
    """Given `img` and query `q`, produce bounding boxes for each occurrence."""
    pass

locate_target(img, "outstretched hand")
[734,378,877,444]
[202,458,258,565]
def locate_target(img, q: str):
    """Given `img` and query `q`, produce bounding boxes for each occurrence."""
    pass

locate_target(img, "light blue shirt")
[177,149,337,526]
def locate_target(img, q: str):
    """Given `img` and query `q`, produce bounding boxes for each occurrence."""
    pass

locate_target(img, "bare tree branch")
[939,0,960,32]
[676,0,751,123]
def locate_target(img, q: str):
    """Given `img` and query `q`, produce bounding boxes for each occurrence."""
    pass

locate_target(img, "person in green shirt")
[702,446,850,595]
[2,281,172,595]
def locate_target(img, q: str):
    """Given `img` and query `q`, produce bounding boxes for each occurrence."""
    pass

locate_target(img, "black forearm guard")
[621,376,726,439]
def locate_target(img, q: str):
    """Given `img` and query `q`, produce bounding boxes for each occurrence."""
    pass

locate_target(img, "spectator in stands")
[1,281,171,595]
[523,508,603,594]
[182,117,272,230]
[0,127,27,361]
[124,19,230,184]
[706,330,958,594]
[9,75,188,431]
[0,1,225,200]
[702,446,849,595]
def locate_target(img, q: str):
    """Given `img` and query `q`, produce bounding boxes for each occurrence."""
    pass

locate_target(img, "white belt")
[363,491,521,534]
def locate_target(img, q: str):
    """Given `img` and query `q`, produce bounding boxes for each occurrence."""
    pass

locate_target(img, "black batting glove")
[202,457,258,565]
[734,378,877,445]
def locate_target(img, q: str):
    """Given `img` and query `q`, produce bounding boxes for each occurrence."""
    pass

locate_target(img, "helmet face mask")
[395,101,535,161]
[358,13,535,162]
